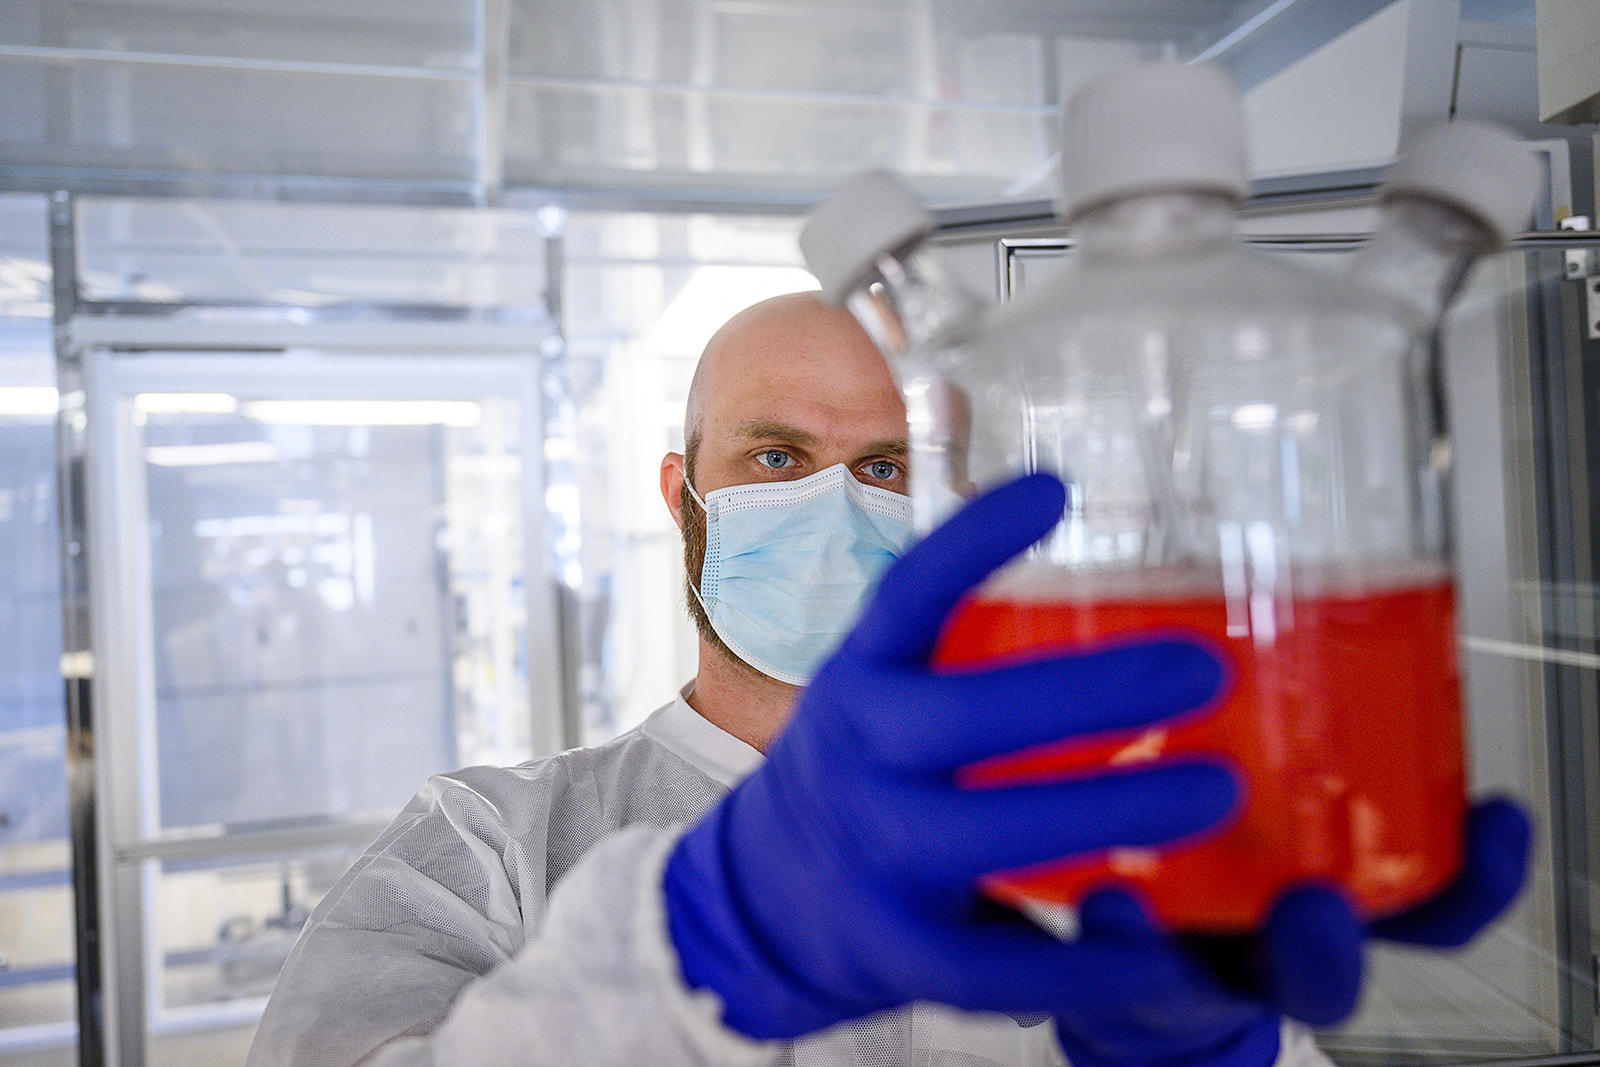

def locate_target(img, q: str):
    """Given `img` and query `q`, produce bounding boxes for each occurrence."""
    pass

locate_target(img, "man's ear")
[661,452,687,530]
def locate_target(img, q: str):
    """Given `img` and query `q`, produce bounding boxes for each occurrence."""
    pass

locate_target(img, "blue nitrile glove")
[1372,796,1531,948]
[1058,793,1531,1067]
[1229,793,1533,1028]
[664,472,1269,1054]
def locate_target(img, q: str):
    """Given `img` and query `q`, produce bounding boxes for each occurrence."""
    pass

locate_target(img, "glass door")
[83,342,555,1064]
[0,320,75,1063]
[0,192,74,1066]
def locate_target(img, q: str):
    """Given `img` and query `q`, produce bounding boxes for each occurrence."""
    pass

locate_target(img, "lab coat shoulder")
[377,729,727,936]
[248,724,739,1067]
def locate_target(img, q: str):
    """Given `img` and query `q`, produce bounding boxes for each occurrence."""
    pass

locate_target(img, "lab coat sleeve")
[249,815,779,1067]
[363,824,780,1066]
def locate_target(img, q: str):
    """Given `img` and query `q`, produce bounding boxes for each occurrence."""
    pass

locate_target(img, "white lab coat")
[247,691,1332,1067]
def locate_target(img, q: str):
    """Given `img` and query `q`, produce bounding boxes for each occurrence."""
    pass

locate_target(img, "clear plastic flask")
[803,64,1538,933]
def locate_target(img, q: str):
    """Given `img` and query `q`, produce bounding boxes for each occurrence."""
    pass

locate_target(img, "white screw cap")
[1383,120,1541,246]
[800,170,935,304]
[1059,61,1249,221]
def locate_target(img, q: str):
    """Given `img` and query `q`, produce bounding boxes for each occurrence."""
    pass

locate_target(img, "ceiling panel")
[2,0,476,69]
[0,0,1545,208]
[0,52,477,188]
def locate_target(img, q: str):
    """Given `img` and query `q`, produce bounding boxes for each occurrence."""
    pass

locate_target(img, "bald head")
[683,291,885,453]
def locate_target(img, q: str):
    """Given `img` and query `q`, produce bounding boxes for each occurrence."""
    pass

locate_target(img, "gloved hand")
[664,472,1259,1050]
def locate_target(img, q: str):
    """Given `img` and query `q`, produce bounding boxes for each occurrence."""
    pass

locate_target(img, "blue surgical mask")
[686,463,914,685]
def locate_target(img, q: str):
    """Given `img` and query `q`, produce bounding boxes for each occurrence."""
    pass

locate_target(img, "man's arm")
[353,826,775,1066]
[248,768,771,1067]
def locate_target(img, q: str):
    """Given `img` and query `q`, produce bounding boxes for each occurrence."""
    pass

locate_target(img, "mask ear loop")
[682,477,714,617]
[684,478,709,514]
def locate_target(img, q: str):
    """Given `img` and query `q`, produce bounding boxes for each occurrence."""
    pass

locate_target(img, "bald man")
[660,291,911,752]
[247,295,1406,1067]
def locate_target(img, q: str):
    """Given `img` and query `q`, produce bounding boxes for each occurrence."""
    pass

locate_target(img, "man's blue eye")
[759,451,792,468]
[868,461,898,480]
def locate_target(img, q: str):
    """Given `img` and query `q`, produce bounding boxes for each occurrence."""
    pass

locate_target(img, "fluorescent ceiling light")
[0,386,58,416]
[135,393,239,415]
[241,400,482,426]
[1232,403,1279,430]
[145,441,280,467]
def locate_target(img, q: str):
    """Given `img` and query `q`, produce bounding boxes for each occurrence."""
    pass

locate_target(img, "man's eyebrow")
[732,419,907,457]
[869,438,909,457]
[732,419,817,447]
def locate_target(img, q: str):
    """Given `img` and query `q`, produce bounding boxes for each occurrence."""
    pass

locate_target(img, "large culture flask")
[801,62,1538,932]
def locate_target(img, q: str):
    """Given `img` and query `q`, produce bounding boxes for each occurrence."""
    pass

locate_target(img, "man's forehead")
[685,292,899,440]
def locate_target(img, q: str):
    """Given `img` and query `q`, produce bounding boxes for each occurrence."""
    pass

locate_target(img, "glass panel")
[150,844,366,1013]
[505,0,1159,102]
[0,197,73,1058]
[709,6,936,96]
[75,199,554,312]
[2,0,475,69]
[139,391,530,831]
[0,55,475,187]
[1326,245,1567,1062]
[498,0,1175,201]
[1510,237,1600,1054]
[503,82,1055,202]
[508,0,912,91]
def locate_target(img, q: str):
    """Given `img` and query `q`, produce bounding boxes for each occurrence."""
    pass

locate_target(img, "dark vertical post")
[50,191,104,1067]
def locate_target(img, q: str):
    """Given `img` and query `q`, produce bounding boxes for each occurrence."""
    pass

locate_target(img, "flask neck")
[854,243,982,359]
[1073,190,1240,260]
[1350,197,1499,328]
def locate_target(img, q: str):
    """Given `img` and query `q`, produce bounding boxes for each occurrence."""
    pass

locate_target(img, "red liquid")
[934,569,1465,933]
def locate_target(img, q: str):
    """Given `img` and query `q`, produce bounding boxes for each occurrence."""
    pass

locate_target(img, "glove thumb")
[1370,796,1531,948]
[1262,885,1364,1027]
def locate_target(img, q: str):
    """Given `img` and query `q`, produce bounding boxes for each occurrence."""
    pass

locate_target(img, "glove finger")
[768,873,1186,1020]
[1075,876,1363,1036]
[885,762,1239,888]
[920,909,1265,1047]
[853,638,1225,769]
[1078,886,1166,941]
[1262,884,1364,1026]
[1055,1012,1281,1067]
[878,901,1198,1016]
[1070,890,1280,1041]
[845,473,1065,666]
[836,885,1266,1054]
[1370,796,1531,948]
